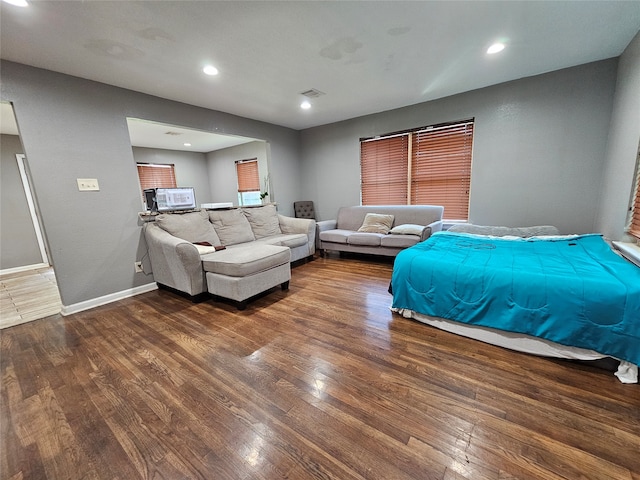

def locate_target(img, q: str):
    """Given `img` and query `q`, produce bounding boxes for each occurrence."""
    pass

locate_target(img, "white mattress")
[392,308,638,384]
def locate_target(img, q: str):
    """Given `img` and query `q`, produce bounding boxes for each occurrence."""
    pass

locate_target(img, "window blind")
[359,120,474,220]
[236,159,260,192]
[137,163,177,192]
[360,134,409,205]
[411,122,473,220]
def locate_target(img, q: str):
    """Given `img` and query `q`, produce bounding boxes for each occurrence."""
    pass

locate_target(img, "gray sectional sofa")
[144,204,315,301]
[317,205,444,257]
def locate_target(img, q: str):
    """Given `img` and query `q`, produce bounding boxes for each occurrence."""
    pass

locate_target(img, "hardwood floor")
[1,254,638,480]
[0,267,61,330]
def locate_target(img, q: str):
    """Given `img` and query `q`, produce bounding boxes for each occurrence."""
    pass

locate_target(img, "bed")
[390,230,640,384]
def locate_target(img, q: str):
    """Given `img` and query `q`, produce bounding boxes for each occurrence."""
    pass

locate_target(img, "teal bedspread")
[391,232,640,366]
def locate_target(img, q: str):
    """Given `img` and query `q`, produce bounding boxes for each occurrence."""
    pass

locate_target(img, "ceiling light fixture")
[487,42,505,55]
[183,143,192,147]
[300,88,324,110]
[203,65,219,76]
[3,0,29,6]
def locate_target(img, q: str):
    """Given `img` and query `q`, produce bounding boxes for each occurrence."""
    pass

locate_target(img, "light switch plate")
[77,178,99,191]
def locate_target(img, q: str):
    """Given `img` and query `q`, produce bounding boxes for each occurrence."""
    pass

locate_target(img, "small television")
[155,187,197,212]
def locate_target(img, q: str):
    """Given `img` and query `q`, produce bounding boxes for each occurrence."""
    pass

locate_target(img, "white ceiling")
[1,1,639,132]
[126,118,258,153]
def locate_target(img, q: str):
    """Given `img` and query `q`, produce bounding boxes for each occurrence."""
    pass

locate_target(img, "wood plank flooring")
[0,267,61,329]
[1,254,638,480]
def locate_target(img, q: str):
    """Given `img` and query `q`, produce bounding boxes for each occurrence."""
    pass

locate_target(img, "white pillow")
[389,224,425,235]
[357,213,395,234]
[193,244,218,255]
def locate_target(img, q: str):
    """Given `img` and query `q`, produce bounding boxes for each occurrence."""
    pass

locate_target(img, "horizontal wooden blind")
[236,159,260,192]
[360,134,409,205]
[137,163,177,191]
[629,160,640,239]
[411,122,473,220]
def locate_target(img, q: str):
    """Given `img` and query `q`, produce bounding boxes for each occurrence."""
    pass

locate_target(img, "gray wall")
[207,141,270,206]
[0,60,300,307]
[0,133,42,269]
[300,60,618,235]
[1,48,635,309]
[131,147,212,208]
[596,31,640,241]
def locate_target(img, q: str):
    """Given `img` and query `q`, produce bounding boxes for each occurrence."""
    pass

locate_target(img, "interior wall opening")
[126,118,272,210]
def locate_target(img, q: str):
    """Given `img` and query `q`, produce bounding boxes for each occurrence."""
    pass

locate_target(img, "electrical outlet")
[77,178,100,191]
[134,261,143,273]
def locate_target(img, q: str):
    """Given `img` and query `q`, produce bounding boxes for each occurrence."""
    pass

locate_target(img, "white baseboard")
[0,263,50,277]
[60,282,158,316]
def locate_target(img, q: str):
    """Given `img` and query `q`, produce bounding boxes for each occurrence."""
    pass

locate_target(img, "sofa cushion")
[347,232,383,246]
[381,234,421,248]
[208,209,256,245]
[256,233,309,249]
[155,210,221,246]
[242,204,282,239]
[201,244,290,277]
[319,229,352,244]
[357,213,395,234]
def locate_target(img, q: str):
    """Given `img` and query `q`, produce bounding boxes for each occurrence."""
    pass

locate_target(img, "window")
[136,163,177,204]
[360,134,408,205]
[360,120,474,221]
[236,158,261,206]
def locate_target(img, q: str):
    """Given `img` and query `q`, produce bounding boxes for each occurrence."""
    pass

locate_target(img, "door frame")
[15,153,50,266]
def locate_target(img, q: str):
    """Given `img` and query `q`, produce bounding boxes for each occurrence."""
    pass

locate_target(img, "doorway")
[0,104,61,328]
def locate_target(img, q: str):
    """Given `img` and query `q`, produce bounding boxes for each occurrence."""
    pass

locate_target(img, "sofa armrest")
[278,214,316,255]
[144,223,206,295]
[316,219,337,232]
[421,220,443,241]
[316,219,337,249]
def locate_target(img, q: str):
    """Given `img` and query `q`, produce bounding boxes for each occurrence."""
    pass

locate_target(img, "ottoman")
[202,244,291,310]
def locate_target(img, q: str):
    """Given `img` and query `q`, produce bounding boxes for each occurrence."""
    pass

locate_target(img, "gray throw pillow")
[242,204,282,239]
[155,210,221,246]
[208,208,256,245]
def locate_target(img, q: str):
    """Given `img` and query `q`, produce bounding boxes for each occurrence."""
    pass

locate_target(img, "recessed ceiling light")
[487,43,505,55]
[203,65,219,76]
[3,0,29,6]
[300,101,311,110]
[183,143,192,147]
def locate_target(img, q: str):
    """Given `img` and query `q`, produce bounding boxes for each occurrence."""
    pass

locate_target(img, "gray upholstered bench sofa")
[144,204,315,304]
[447,223,560,237]
[317,205,444,257]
